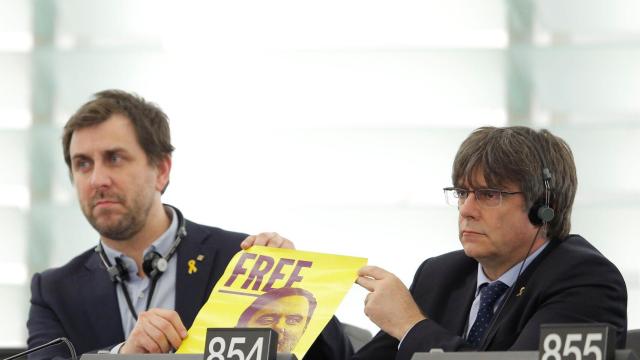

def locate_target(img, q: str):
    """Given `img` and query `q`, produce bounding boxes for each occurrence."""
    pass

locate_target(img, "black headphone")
[527,137,556,226]
[141,206,186,280]
[94,204,187,319]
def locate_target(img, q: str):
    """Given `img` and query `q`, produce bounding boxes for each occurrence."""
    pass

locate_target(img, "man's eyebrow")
[71,147,128,158]
[258,313,279,318]
[104,147,128,154]
[71,153,90,161]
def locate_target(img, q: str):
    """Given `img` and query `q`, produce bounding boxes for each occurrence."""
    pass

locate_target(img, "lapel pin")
[187,259,198,274]
[196,254,205,261]
[516,286,526,297]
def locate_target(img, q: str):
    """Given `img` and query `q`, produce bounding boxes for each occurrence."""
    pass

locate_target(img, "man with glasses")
[353,126,627,360]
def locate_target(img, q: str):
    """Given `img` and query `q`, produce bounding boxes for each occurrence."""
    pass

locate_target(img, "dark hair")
[62,89,174,171]
[452,126,577,239]
[236,287,318,328]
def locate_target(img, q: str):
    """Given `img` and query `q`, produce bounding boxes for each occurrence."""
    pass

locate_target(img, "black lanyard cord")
[120,276,160,321]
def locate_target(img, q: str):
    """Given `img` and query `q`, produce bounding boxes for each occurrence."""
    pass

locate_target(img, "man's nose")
[274,318,287,334]
[90,163,112,188]
[459,192,480,218]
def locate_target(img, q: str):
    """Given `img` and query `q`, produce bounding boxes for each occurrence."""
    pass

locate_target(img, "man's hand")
[120,308,188,354]
[356,265,426,340]
[241,232,295,250]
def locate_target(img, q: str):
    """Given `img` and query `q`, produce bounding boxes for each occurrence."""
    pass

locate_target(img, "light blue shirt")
[100,206,179,338]
[464,241,549,338]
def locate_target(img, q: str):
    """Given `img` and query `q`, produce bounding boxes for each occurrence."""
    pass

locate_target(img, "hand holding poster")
[177,246,367,359]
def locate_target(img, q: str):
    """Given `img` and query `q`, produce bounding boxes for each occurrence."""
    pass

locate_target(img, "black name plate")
[539,323,616,360]
[204,328,278,360]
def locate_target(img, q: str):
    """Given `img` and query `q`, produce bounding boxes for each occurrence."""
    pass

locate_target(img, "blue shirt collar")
[475,240,549,294]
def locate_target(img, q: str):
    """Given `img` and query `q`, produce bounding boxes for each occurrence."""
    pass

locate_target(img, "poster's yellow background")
[177,246,367,359]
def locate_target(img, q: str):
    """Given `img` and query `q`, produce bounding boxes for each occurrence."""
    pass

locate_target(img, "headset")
[476,131,555,349]
[95,204,187,320]
[527,139,555,226]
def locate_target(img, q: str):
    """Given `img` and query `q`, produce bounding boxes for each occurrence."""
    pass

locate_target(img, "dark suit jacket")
[28,220,352,360]
[354,235,627,360]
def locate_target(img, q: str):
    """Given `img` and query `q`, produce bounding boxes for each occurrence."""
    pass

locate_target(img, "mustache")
[91,192,125,207]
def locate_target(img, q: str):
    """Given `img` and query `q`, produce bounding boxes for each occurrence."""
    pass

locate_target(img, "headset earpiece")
[141,206,185,279]
[529,135,555,227]
[111,257,130,283]
[537,204,555,224]
[142,250,168,279]
[528,200,555,226]
[95,245,129,284]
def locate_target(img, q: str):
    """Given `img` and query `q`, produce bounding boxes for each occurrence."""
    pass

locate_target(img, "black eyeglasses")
[443,187,524,208]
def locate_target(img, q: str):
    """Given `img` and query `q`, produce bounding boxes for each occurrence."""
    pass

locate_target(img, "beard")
[82,189,154,241]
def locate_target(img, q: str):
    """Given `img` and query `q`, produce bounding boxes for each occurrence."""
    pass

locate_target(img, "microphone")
[4,338,77,360]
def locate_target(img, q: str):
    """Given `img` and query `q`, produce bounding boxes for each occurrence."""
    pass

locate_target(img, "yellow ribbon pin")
[188,259,198,274]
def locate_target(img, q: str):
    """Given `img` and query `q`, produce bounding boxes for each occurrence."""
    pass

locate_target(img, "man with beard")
[26,90,352,360]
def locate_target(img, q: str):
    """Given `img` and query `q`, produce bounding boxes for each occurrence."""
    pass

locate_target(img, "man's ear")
[155,155,172,194]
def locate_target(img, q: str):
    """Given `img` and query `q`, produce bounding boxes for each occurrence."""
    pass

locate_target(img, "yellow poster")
[177,246,367,359]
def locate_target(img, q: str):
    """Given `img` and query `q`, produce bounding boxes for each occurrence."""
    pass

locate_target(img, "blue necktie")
[466,281,509,348]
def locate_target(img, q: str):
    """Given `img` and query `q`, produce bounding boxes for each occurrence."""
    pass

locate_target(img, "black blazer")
[354,235,627,360]
[27,220,352,360]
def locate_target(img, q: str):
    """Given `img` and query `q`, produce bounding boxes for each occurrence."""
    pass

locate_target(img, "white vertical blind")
[0,0,638,346]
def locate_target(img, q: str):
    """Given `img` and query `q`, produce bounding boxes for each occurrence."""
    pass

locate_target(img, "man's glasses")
[443,187,523,208]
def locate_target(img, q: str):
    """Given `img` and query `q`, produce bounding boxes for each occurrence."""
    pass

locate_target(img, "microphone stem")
[4,338,77,360]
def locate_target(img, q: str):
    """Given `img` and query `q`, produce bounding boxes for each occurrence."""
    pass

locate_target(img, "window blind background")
[0,0,638,345]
